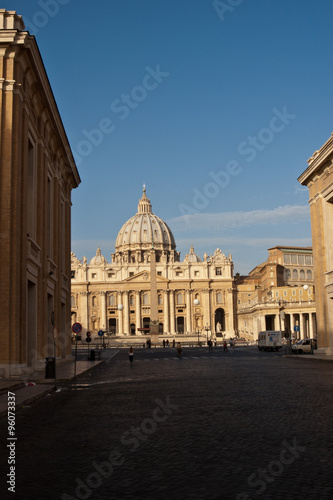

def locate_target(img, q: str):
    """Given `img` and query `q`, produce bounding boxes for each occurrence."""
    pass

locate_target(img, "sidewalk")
[0,357,104,418]
[284,352,333,362]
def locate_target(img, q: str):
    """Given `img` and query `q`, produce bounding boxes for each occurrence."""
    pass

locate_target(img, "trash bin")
[45,357,56,379]
[89,350,95,361]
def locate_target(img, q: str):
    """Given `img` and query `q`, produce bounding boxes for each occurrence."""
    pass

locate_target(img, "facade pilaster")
[309,312,314,338]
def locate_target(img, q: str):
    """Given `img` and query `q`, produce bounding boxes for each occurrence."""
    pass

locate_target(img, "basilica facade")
[71,189,236,338]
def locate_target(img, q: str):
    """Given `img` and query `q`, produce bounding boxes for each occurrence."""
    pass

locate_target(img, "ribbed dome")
[115,188,176,253]
[89,247,107,266]
[184,245,202,263]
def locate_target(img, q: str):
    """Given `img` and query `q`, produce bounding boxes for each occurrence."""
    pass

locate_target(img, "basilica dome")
[115,188,176,256]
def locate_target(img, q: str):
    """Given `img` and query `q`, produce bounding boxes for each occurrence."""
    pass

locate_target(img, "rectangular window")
[291,254,297,264]
[298,255,304,265]
[71,270,75,279]
[92,273,97,279]
[194,271,199,277]
[108,272,115,278]
[305,255,312,265]
[284,254,291,264]
[215,268,222,276]
[129,272,134,277]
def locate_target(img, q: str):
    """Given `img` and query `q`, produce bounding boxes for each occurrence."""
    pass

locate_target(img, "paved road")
[1,346,333,500]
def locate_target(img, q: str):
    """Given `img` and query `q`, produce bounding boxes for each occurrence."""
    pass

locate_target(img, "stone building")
[236,246,316,341]
[298,133,333,353]
[71,188,236,339]
[0,11,80,377]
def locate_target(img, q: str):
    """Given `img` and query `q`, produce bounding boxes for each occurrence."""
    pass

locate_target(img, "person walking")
[223,340,228,352]
[128,346,134,363]
[177,342,182,359]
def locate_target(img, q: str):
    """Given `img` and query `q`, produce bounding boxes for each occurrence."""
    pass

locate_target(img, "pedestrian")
[128,346,134,363]
[177,342,182,359]
[166,339,169,347]
[223,340,228,352]
[163,339,166,348]
[208,339,213,352]
[172,339,175,348]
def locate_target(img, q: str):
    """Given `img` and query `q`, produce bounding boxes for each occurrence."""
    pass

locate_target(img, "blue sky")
[9,0,333,273]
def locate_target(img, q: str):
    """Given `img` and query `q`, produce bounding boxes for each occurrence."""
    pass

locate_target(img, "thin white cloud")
[168,205,310,232]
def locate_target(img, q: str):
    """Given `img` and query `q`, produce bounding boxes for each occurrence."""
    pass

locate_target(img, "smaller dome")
[90,247,107,266]
[184,245,202,263]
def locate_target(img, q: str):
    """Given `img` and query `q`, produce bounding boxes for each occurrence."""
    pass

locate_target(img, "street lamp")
[205,324,210,343]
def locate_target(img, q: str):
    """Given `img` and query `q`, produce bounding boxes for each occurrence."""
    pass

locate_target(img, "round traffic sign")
[294,325,300,332]
[86,337,92,343]
[72,322,82,334]
[98,330,104,337]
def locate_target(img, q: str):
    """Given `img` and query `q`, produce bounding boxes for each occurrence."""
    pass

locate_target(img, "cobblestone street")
[1,346,333,500]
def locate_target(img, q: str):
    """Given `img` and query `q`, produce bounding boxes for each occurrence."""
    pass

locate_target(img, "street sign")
[294,325,300,332]
[72,322,82,334]
[86,337,92,343]
[98,330,104,337]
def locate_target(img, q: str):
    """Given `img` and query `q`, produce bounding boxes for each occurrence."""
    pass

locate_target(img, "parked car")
[291,338,317,354]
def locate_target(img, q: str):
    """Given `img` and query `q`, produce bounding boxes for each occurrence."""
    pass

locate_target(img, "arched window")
[130,295,134,306]
[195,293,200,300]
[177,292,183,304]
[285,269,291,280]
[216,292,222,304]
[71,295,76,307]
[158,294,163,305]
[307,270,313,280]
[92,296,97,307]
[292,269,298,280]
[109,294,115,306]
[143,293,149,305]
[300,269,305,280]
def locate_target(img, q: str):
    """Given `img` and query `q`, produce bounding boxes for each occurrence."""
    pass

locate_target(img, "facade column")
[203,289,211,329]
[100,292,106,330]
[186,290,192,333]
[123,291,129,335]
[169,290,175,334]
[309,312,314,338]
[290,314,295,339]
[117,292,123,335]
[80,291,89,333]
[164,291,169,333]
[260,315,266,331]
[135,292,141,333]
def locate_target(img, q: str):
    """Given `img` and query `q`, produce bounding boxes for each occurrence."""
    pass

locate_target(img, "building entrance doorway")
[176,317,184,333]
[108,318,116,334]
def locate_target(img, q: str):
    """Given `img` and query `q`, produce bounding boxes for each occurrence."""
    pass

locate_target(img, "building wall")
[235,247,316,341]
[71,248,236,339]
[298,133,333,352]
[0,11,80,377]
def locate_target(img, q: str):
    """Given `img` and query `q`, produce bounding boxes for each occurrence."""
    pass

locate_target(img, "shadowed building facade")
[0,11,80,377]
[71,189,236,339]
[298,133,333,353]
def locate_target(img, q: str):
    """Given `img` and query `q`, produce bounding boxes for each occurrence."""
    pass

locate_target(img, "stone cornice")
[298,133,333,185]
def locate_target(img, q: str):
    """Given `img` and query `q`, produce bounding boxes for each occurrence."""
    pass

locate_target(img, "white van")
[258,331,283,351]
